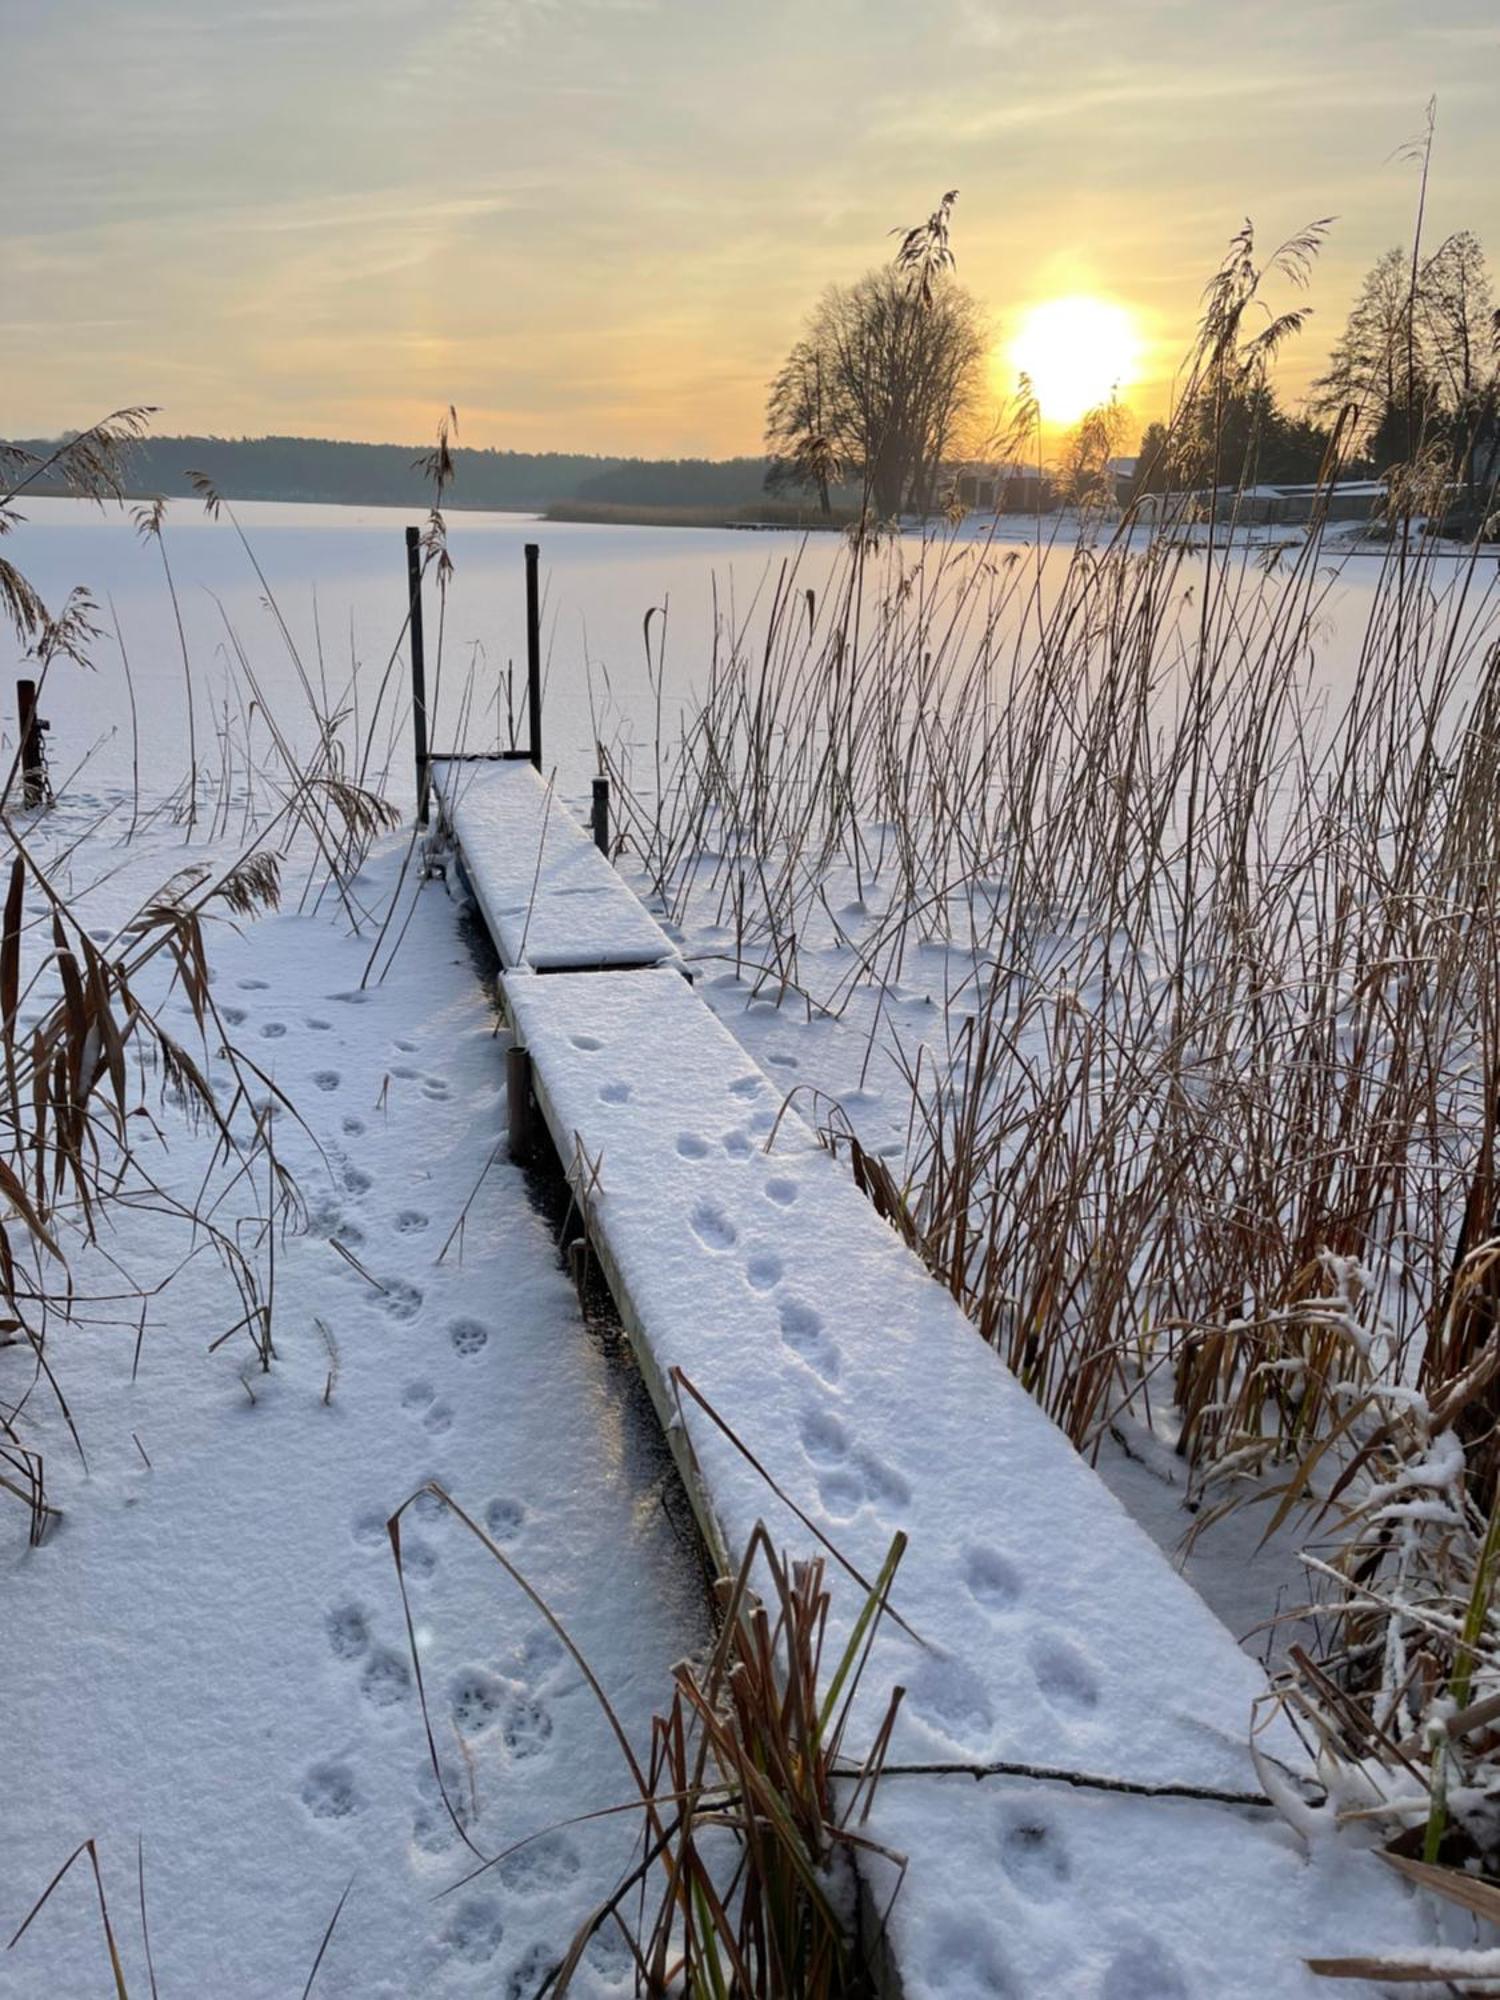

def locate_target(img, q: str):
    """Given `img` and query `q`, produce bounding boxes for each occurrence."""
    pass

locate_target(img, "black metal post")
[17,679,46,808]
[406,526,430,826]
[524,541,542,772]
[591,775,610,856]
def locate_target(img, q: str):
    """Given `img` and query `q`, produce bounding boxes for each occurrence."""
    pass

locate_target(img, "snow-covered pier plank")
[431,757,680,973]
[504,966,1278,1789]
[499,965,1429,1994]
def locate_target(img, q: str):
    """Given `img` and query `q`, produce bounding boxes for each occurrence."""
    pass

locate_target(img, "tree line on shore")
[764,217,1500,535]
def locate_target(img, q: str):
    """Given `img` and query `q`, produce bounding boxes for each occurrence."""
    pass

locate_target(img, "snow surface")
[431,757,679,970]
[1,822,706,1998]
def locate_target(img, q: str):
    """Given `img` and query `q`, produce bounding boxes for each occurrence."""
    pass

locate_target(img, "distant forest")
[11,433,775,513]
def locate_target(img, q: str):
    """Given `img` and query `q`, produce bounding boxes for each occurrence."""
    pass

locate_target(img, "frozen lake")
[4,499,858,810]
[6,496,1493,817]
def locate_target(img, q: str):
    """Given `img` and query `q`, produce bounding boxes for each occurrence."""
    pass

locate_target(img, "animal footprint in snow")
[676,1131,709,1159]
[238,977,269,991]
[505,1945,560,2000]
[744,1248,783,1291]
[503,1694,554,1760]
[421,1077,450,1101]
[962,1545,1024,1615]
[569,1033,603,1051]
[484,1496,526,1542]
[907,1653,995,1744]
[451,1668,506,1735]
[343,1164,373,1196]
[221,1005,247,1027]
[689,1201,736,1251]
[305,1016,332,1031]
[394,1207,429,1234]
[351,1508,388,1550]
[764,1052,800,1071]
[326,1603,370,1660]
[359,1647,413,1709]
[449,1317,490,1357]
[722,1130,753,1159]
[800,1408,850,1465]
[437,1897,505,1966]
[764,1177,798,1206]
[259,1021,287,1040]
[497,1830,581,1895]
[920,1916,1015,1996]
[728,1075,762,1099]
[382,1278,424,1323]
[402,1379,436,1412]
[1102,1942,1189,2000]
[997,1811,1070,1902]
[342,1116,365,1137]
[598,1080,631,1103]
[401,1537,439,1580]
[312,1070,341,1093]
[300,1762,362,1821]
[1028,1632,1101,1716]
[778,1299,839,1382]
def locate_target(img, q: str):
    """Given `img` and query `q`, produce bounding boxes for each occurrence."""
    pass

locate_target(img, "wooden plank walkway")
[430,757,681,973]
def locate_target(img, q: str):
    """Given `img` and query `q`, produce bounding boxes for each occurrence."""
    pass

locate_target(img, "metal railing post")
[406,526,430,825]
[524,541,542,772]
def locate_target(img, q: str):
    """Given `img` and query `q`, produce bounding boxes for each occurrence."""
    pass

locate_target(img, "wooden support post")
[591,775,610,856]
[568,1236,589,1295]
[506,1044,533,1161]
[524,541,542,772]
[17,679,46,808]
[406,526,430,826]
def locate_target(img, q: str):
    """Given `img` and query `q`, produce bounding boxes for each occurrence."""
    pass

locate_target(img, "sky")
[2,0,1497,456]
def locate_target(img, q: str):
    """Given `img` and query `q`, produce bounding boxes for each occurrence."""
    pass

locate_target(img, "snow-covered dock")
[431,757,681,973]
[435,781,1442,1994]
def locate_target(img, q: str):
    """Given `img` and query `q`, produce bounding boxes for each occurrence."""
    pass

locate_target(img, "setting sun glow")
[1006,296,1143,426]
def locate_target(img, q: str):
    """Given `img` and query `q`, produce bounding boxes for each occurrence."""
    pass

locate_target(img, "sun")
[1006,296,1142,426]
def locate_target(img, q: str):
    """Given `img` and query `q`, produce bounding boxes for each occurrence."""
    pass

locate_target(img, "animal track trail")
[777,1299,839,1382]
[689,1200,736,1251]
[300,1762,362,1821]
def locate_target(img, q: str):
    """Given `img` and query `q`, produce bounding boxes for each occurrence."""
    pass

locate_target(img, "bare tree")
[766,269,987,520]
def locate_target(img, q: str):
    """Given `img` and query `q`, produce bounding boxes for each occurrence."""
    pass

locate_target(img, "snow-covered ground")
[1,800,707,1998]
